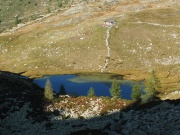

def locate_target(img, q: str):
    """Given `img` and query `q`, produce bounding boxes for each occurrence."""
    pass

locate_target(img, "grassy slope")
[109,7,180,69]
[0,0,71,32]
[0,0,179,94]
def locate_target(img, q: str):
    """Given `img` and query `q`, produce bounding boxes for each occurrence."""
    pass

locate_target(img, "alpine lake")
[33,73,145,100]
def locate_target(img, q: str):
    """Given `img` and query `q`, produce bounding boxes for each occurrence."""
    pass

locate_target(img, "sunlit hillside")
[0,0,179,95]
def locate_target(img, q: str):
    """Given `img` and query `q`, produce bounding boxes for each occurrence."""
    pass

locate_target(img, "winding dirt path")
[132,21,180,28]
[101,25,114,72]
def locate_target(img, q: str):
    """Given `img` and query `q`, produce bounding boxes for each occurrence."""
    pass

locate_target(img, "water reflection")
[33,74,144,99]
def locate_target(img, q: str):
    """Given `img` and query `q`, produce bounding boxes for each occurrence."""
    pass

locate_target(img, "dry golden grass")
[0,3,179,93]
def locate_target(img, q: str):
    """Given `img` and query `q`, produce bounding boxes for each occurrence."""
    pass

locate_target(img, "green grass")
[0,0,72,32]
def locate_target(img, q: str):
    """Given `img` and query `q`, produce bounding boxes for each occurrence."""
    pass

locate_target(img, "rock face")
[112,101,180,135]
[0,71,45,120]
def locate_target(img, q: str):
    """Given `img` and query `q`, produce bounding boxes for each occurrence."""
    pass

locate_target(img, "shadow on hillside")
[66,99,180,135]
[0,71,46,121]
[1,70,180,135]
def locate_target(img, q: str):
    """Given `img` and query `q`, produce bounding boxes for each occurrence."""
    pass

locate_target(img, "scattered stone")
[1,72,180,134]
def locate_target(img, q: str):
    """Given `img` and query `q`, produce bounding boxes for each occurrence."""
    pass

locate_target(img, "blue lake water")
[33,74,144,99]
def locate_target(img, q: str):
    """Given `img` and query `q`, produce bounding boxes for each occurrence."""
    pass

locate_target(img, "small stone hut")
[104,19,116,26]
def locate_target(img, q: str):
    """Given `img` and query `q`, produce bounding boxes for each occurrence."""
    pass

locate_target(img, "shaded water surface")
[33,74,144,99]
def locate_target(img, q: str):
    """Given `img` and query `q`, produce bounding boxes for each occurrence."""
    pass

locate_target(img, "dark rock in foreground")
[112,100,180,135]
[0,71,180,135]
[0,71,45,120]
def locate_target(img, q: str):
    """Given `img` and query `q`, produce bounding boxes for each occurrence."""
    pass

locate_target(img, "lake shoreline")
[2,67,179,99]
[33,74,140,99]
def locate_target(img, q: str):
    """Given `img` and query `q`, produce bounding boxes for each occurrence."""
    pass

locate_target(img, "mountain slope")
[0,0,180,97]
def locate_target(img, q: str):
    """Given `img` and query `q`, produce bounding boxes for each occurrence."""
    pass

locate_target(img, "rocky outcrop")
[46,96,128,119]
[0,71,45,120]
[1,73,180,135]
[112,100,180,135]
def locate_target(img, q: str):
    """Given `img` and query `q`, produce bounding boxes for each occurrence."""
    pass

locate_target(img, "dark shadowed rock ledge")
[0,71,180,135]
[0,71,45,120]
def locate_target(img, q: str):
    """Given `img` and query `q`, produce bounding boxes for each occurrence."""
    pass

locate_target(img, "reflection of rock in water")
[33,74,142,99]
[103,82,112,88]
[68,92,79,96]
[110,74,124,80]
